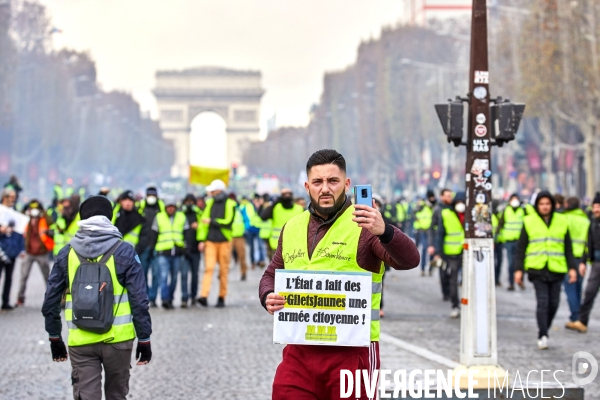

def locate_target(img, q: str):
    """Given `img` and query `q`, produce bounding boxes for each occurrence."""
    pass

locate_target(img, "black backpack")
[70,242,123,334]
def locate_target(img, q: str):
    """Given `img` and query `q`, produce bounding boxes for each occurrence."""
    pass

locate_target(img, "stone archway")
[153,67,264,177]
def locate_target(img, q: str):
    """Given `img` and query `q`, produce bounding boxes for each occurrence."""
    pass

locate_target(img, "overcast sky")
[40,0,409,135]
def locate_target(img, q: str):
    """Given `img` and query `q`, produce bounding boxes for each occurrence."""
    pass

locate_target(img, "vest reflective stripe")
[270,203,304,250]
[281,207,383,342]
[523,213,569,273]
[564,209,590,258]
[122,225,142,246]
[52,215,80,255]
[197,198,237,241]
[442,209,464,255]
[501,206,525,242]
[65,248,135,346]
[155,212,186,251]
[414,205,433,230]
[232,209,245,238]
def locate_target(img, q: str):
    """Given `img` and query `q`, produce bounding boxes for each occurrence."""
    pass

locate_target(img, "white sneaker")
[537,335,548,350]
[450,308,460,318]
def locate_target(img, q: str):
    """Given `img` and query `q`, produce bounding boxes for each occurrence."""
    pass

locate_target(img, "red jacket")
[259,197,420,307]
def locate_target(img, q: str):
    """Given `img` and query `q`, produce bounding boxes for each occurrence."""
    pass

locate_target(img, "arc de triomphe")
[153,67,264,177]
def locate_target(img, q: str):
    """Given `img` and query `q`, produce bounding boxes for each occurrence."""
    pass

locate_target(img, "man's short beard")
[310,192,346,217]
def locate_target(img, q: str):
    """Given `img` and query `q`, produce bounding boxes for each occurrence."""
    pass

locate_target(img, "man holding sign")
[259,149,420,400]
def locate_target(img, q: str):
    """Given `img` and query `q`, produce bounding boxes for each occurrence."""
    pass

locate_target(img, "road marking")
[379,332,459,369]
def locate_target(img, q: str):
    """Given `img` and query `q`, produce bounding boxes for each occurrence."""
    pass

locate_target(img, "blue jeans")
[245,231,260,264]
[504,240,518,286]
[154,255,182,302]
[494,242,504,283]
[416,230,431,271]
[138,247,155,291]
[563,271,583,322]
[185,253,201,300]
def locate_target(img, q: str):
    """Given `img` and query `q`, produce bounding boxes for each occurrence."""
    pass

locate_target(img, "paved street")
[1,251,599,399]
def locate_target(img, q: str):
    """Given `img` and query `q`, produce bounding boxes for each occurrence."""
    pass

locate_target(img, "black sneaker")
[216,297,225,308]
[149,301,158,308]
[1,304,14,311]
[197,297,208,307]
[162,301,174,310]
[189,298,197,306]
[181,300,188,308]
[241,273,247,281]
[507,285,515,291]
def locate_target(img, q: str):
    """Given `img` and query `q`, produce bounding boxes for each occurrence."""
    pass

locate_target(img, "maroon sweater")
[259,197,420,307]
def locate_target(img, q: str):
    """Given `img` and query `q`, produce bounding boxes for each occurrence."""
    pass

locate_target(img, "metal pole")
[453,0,507,388]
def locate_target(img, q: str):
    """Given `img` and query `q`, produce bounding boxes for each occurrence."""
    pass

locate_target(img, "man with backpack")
[42,195,152,400]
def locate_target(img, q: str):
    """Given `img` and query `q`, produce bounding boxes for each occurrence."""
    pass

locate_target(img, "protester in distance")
[17,200,54,307]
[514,190,577,350]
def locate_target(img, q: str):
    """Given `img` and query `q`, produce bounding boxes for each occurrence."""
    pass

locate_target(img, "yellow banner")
[188,165,230,186]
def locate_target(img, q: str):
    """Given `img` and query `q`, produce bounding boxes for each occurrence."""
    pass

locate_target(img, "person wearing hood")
[112,190,145,248]
[561,196,590,330]
[260,188,304,251]
[17,200,54,307]
[498,193,526,290]
[148,198,188,309]
[568,193,600,333]
[514,190,577,349]
[434,192,466,318]
[197,179,237,307]
[136,187,165,293]
[42,195,152,399]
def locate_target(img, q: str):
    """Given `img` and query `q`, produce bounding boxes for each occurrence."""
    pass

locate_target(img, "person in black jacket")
[42,195,152,399]
[514,190,577,349]
[570,192,600,333]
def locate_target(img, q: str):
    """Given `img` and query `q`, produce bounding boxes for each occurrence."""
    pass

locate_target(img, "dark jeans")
[563,270,583,322]
[1,260,15,308]
[155,255,183,302]
[504,240,518,286]
[69,340,133,400]
[185,252,201,300]
[494,242,504,283]
[439,259,451,299]
[416,230,431,272]
[445,256,462,308]
[579,262,600,326]
[245,231,259,265]
[531,278,562,338]
[138,247,154,292]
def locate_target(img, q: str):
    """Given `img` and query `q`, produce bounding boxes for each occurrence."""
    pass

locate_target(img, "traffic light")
[435,100,464,147]
[490,100,525,147]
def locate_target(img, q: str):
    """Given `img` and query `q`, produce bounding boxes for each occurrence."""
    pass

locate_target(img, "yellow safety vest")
[52,215,80,256]
[523,213,569,273]
[414,205,433,230]
[197,198,236,241]
[232,208,245,238]
[563,209,590,259]
[501,206,524,242]
[281,207,383,342]
[65,248,135,347]
[155,212,186,251]
[270,203,304,250]
[441,209,464,256]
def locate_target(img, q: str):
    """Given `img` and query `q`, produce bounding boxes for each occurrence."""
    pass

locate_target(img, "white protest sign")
[0,204,29,234]
[273,270,372,347]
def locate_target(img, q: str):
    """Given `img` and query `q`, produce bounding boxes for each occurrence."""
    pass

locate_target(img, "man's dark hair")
[566,196,580,209]
[306,149,346,175]
[554,193,565,206]
[440,188,452,197]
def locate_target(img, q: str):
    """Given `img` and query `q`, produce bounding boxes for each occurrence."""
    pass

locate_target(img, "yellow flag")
[189,165,230,186]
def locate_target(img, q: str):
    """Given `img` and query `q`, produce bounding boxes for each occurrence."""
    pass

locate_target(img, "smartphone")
[354,185,373,207]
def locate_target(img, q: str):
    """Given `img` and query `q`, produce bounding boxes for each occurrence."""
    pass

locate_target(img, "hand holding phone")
[352,185,385,235]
